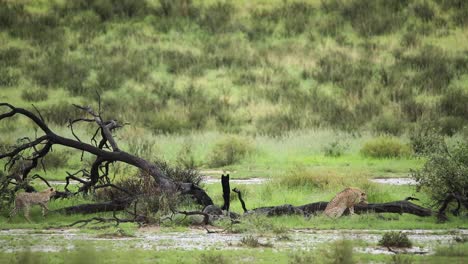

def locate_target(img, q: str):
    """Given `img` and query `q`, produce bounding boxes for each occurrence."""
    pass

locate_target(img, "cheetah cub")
[324,187,367,218]
[10,187,56,222]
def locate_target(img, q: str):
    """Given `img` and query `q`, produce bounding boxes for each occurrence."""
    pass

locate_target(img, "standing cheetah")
[324,187,368,218]
[10,188,56,222]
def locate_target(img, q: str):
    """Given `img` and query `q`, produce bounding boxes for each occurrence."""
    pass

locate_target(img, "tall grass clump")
[277,167,369,190]
[399,45,460,93]
[20,89,49,102]
[435,243,468,257]
[42,101,83,125]
[361,137,412,158]
[371,111,405,136]
[378,231,412,248]
[323,240,354,264]
[199,1,235,34]
[340,0,408,37]
[288,250,316,264]
[208,135,254,167]
[322,140,348,157]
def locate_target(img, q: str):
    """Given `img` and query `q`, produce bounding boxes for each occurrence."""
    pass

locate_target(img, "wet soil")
[1,228,466,254]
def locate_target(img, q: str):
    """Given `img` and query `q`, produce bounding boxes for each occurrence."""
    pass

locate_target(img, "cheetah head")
[48,187,56,197]
[359,191,368,205]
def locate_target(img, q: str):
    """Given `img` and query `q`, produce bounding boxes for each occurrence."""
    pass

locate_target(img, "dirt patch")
[1,228,465,254]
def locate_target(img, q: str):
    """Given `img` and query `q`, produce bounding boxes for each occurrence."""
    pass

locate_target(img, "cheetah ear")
[361,192,366,195]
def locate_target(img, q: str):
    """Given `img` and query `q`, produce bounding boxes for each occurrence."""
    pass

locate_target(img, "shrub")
[21,89,49,102]
[279,1,315,36]
[371,112,405,136]
[322,140,348,157]
[438,116,465,136]
[146,111,190,134]
[277,167,368,190]
[361,137,412,158]
[400,45,455,92]
[255,110,301,137]
[409,123,445,156]
[154,160,202,185]
[288,250,316,264]
[199,1,235,34]
[412,141,468,206]
[158,0,199,18]
[247,1,314,38]
[411,0,436,22]
[313,51,373,97]
[323,240,354,264]
[240,235,261,247]
[176,140,198,169]
[378,232,412,248]
[42,101,83,125]
[208,135,254,167]
[239,235,272,248]
[198,253,230,264]
[401,31,420,48]
[439,84,468,119]
[42,150,70,170]
[341,0,407,37]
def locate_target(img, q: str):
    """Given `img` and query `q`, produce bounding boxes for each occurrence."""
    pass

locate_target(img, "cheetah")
[323,187,368,218]
[10,187,56,222]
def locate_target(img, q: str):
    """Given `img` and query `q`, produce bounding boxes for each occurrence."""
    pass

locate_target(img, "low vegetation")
[360,137,412,158]
[1,0,467,262]
[378,231,413,248]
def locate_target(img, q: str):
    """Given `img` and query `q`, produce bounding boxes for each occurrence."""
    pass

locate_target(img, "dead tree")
[0,102,212,214]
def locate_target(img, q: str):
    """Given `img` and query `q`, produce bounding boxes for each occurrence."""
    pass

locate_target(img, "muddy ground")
[1,228,466,254]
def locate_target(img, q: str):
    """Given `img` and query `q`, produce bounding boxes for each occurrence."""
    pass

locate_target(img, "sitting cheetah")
[10,188,56,222]
[324,187,368,218]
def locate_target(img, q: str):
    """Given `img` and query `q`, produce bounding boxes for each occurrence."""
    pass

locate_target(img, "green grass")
[3,177,465,231]
[0,240,467,264]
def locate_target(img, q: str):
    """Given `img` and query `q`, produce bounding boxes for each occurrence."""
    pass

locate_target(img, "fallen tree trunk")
[0,102,213,210]
[252,200,433,217]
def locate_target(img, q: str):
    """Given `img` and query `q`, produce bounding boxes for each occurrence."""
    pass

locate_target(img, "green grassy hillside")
[1,0,467,136]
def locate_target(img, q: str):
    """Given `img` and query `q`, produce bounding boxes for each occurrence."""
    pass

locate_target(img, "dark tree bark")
[437,193,468,222]
[221,174,230,211]
[252,200,433,217]
[233,187,248,213]
[0,103,212,212]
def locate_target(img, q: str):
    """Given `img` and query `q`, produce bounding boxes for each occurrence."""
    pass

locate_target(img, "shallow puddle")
[369,178,417,185]
[203,177,268,185]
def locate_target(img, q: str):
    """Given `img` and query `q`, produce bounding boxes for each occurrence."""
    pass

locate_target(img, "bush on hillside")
[199,1,235,34]
[341,0,408,37]
[409,122,446,156]
[21,89,49,102]
[361,137,412,158]
[371,112,405,136]
[42,101,83,125]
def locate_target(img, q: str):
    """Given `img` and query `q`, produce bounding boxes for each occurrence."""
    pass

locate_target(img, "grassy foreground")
[0,240,467,264]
